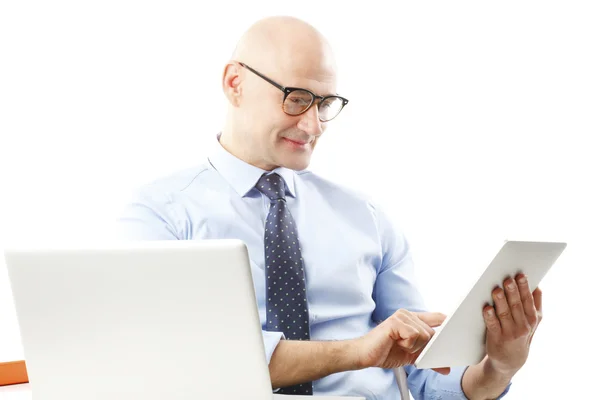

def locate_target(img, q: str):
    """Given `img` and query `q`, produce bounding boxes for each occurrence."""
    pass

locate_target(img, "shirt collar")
[208,133,297,198]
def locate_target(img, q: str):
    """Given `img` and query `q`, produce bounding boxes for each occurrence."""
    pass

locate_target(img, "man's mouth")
[283,138,309,146]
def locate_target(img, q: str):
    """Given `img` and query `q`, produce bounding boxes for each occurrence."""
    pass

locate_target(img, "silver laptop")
[5,239,360,400]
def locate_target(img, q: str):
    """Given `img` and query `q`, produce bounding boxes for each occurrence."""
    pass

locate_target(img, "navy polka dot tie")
[255,172,313,396]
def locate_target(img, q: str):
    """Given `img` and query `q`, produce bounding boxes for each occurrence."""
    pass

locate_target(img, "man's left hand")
[482,273,542,375]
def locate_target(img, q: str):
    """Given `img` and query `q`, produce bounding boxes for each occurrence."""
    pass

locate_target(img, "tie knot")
[256,173,286,202]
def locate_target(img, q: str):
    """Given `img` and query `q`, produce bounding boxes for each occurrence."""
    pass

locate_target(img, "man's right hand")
[354,310,451,375]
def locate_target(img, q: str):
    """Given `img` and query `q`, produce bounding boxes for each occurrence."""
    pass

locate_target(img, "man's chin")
[279,157,311,171]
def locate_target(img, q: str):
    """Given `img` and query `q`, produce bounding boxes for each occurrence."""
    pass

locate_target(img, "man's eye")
[290,98,308,104]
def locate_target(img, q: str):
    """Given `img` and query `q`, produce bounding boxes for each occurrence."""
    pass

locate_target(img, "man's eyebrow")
[315,91,340,98]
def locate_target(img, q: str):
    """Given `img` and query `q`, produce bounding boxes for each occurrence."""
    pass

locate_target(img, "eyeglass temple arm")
[238,62,286,92]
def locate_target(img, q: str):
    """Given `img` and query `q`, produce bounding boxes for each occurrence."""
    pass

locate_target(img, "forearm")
[268,339,360,388]
[461,356,512,400]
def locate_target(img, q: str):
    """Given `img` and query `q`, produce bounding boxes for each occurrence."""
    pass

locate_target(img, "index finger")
[414,312,446,328]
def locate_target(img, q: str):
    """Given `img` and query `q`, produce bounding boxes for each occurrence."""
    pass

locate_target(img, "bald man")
[118,16,542,399]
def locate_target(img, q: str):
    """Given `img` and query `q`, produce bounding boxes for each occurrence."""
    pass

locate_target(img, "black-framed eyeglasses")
[238,62,349,122]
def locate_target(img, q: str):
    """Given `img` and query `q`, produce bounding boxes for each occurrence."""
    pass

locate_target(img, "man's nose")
[298,104,324,136]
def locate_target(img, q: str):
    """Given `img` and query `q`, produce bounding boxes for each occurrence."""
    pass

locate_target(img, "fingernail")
[486,308,494,316]
[507,281,515,290]
[518,275,527,284]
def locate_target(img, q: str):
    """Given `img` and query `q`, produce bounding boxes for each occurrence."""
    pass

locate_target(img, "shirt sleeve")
[372,204,427,322]
[115,187,182,241]
[372,204,511,399]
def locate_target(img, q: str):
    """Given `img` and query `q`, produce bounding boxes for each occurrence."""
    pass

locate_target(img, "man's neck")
[218,128,276,171]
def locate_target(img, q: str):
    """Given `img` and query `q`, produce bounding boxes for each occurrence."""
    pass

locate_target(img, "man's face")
[240,64,338,171]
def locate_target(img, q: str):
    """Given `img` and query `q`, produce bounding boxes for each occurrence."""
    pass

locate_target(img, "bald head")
[232,16,337,82]
[220,16,342,172]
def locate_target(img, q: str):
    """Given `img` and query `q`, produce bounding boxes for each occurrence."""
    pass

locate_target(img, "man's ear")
[222,62,243,107]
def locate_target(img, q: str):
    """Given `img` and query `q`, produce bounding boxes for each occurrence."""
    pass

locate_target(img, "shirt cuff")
[262,331,285,393]
[452,366,512,399]
[439,367,472,399]
[262,330,285,364]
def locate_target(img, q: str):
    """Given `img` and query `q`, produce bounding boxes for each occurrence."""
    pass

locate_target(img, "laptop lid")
[4,239,273,400]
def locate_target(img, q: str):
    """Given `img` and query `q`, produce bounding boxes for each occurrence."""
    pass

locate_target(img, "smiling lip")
[283,138,309,146]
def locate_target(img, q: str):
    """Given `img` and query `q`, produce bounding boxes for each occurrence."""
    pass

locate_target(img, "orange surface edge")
[0,360,29,386]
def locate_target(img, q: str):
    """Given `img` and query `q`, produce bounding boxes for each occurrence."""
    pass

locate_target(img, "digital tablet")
[414,240,567,369]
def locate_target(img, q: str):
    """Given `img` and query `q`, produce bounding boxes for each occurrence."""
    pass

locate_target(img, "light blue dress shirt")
[116,135,510,400]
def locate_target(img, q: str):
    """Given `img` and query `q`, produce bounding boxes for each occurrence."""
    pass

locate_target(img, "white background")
[1,1,598,398]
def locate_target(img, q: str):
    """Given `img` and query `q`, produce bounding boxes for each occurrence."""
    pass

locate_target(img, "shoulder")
[123,161,220,212]
[141,163,212,194]
[134,160,221,196]
[117,162,217,239]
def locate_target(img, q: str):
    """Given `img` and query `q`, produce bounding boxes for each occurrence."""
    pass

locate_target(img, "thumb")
[414,312,446,328]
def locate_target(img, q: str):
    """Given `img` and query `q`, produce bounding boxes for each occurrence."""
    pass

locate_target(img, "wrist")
[462,357,514,400]
[483,356,519,380]
[348,335,380,370]
[336,338,363,372]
